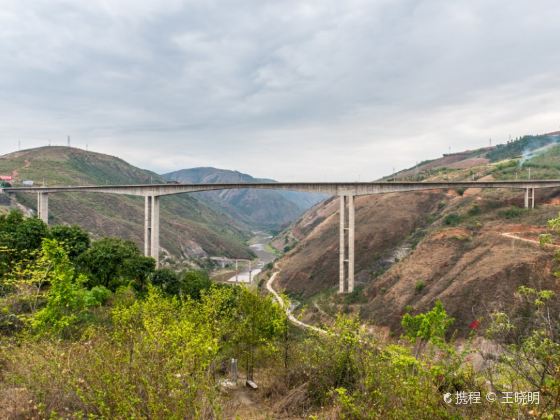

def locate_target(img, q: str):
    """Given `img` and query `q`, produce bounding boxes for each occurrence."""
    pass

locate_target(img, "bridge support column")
[339,196,346,293]
[37,192,48,224]
[143,195,160,268]
[524,188,535,209]
[348,195,355,293]
[339,194,355,293]
[144,196,152,256]
[150,195,160,268]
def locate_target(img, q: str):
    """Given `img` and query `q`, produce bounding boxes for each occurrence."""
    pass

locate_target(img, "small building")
[0,175,13,181]
[22,180,34,186]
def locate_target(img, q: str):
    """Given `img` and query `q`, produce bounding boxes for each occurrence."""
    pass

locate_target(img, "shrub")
[444,213,462,226]
[498,206,524,219]
[401,300,454,345]
[467,205,481,216]
[415,280,425,293]
[31,239,108,337]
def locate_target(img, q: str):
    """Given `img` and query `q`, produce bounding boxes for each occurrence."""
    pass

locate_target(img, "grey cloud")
[1,0,560,180]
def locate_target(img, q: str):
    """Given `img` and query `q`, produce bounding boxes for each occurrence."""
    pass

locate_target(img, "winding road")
[266,271,326,335]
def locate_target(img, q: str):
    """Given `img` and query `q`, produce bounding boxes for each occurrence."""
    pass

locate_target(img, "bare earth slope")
[276,190,447,297]
[274,133,560,335]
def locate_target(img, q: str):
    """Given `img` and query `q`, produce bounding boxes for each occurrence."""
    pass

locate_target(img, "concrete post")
[235,260,238,283]
[37,192,49,224]
[524,188,529,208]
[150,195,160,268]
[348,195,355,293]
[249,260,252,283]
[339,195,346,293]
[230,358,238,383]
[531,188,535,209]
[144,196,152,257]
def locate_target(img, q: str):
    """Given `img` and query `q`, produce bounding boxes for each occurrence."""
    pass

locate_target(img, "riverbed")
[226,232,276,284]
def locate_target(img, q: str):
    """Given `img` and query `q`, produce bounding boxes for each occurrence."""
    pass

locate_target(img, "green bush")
[467,205,481,216]
[443,213,462,226]
[415,280,425,293]
[498,206,524,219]
[77,238,155,291]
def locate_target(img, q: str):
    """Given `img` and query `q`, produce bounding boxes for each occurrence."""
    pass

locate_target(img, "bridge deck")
[2,180,560,197]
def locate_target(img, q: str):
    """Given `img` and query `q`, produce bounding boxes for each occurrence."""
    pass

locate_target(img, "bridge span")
[3,180,559,293]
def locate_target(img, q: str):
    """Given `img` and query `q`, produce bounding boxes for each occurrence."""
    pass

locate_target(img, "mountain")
[273,132,560,335]
[0,146,254,263]
[163,167,326,231]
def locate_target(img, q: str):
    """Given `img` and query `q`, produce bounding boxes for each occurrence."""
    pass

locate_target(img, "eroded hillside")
[274,133,560,335]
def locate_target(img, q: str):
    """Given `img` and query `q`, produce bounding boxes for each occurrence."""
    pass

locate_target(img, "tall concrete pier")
[339,194,355,293]
[37,192,48,224]
[143,195,160,268]
[524,187,535,209]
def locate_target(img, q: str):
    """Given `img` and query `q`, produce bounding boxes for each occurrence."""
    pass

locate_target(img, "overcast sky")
[1,0,560,181]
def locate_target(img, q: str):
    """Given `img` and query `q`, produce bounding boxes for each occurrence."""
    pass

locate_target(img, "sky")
[1,0,560,181]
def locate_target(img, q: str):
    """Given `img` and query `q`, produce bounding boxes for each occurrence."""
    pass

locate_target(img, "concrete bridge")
[3,180,559,293]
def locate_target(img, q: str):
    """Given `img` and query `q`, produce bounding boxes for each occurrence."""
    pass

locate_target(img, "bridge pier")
[143,195,160,268]
[37,192,49,224]
[339,194,355,293]
[524,188,535,209]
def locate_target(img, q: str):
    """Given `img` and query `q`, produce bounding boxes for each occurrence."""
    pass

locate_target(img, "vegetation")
[498,206,525,219]
[1,210,559,418]
[486,134,557,162]
[443,213,462,226]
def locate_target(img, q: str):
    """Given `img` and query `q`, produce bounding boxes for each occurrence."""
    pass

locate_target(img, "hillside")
[0,147,253,263]
[163,167,326,231]
[273,133,560,335]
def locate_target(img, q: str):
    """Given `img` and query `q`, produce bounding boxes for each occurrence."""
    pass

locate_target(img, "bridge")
[3,180,559,293]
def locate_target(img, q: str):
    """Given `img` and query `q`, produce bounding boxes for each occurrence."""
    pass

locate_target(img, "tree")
[180,270,212,300]
[401,300,454,346]
[230,288,286,381]
[77,238,155,291]
[31,239,110,337]
[49,224,90,259]
[150,268,181,295]
[0,210,48,275]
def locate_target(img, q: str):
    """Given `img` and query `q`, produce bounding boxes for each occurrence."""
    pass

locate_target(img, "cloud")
[1,0,560,180]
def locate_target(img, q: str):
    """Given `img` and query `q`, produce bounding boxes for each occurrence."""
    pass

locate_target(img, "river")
[226,232,276,284]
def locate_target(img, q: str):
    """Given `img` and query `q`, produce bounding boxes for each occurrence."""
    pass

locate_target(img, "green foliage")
[498,206,525,219]
[401,300,454,345]
[415,280,426,293]
[344,285,366,304]
[486,134,556,162]
[151,269,214,299]
[486,286,560,418]
[0,210,48,274]
[467,204,481,217]
[229,287,286,379]
[48,224,90,259]
[180,270,212,300]
[443,213,462,226]
[77,237,155,291]
[3,286,287,418]
[547,212,560,233]
[31,239,109,337]
[150,268,180,294]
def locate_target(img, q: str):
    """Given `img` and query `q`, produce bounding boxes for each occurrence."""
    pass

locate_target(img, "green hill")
[0,146,253,264]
